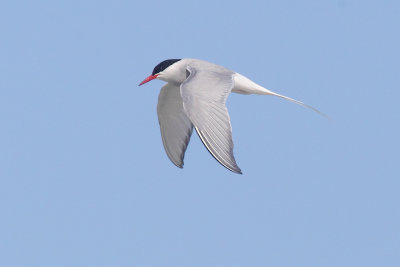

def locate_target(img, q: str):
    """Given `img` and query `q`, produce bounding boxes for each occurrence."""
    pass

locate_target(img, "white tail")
[233,73,328,118]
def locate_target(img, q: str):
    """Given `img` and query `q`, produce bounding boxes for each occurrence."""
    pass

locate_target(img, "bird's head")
[139,59,182,86]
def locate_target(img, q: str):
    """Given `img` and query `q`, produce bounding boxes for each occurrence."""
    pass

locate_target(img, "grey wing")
[157,83,193,168]
[180,66,242,174]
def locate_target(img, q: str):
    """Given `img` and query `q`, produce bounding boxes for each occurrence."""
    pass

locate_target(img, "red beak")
[139,74,158,86]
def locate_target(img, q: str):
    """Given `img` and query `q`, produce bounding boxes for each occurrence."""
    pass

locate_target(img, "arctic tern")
[139,58,323,174]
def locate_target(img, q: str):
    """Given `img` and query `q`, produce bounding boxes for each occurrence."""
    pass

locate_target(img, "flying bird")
[139,58,323,174]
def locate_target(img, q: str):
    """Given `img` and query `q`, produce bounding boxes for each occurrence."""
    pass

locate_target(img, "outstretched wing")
[180,66,242,174]
[157,83,193,168]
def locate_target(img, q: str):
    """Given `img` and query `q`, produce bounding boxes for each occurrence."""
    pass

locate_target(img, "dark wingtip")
[234,169,243,175]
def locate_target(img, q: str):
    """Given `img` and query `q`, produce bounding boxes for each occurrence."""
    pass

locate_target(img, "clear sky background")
[1,0,399,266]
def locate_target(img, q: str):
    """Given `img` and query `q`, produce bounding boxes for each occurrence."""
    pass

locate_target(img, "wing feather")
[180,65,242,174]
[157,83,193,168]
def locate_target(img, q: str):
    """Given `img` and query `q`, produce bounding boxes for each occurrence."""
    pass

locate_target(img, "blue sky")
[1,0,399,266]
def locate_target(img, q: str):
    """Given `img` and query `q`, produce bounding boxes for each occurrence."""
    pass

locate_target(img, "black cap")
[152,59,181,75]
